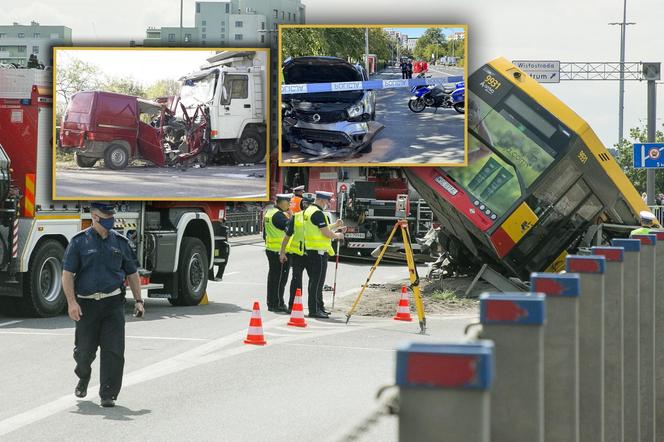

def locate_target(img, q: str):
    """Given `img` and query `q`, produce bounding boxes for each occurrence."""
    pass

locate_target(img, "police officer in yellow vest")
[302,191,344,318]
[631,210,658,235]
[264,193,292,312]
[279,193,315,312]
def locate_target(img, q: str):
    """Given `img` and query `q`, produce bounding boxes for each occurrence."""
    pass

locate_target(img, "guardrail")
[225,208,262,238]
[395,230,664,442]
[649,205,664,225]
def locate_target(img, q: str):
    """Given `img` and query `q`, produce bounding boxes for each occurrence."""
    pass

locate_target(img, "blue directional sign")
[633,143,664,168]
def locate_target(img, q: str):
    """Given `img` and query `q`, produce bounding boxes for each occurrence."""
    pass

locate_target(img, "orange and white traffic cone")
[393,285,413,322]
[287,288,308,328]
[244,301,267,345]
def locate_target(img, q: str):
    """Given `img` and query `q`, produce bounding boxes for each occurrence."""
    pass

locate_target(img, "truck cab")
[178,64,266,164]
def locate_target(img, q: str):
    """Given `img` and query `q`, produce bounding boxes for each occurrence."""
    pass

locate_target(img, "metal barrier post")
[530,273,580,442]
[631,233,657,442]
[653,231,664,439]
[396,341,494,442]
[480,293,545,442]
[591,246,625,442]
[611,238,641,441]
[565,255,606,442]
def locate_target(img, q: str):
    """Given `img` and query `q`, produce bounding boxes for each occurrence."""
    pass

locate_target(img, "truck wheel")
[21,240,66,317]
[104,144,129,170]
[232,129,265,164]
[75,153,98,168]
[171,237,208,306]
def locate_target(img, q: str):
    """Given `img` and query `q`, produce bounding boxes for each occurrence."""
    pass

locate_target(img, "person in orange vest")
[290,185,305,213]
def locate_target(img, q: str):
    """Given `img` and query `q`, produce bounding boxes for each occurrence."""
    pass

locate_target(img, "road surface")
[0,236,476,441]
[282,65,466,165]
[55,164,267,200]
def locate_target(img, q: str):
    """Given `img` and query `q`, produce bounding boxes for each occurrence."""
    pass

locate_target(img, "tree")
[614,124,664,193]
[103,77,146,98]
[145,79,181,100]
[55,58,102,108]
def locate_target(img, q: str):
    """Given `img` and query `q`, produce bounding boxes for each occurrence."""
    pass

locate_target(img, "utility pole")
[609,0,636,143]
[364,27,370,75]
[180,0,184,44]
[645,62,660,205]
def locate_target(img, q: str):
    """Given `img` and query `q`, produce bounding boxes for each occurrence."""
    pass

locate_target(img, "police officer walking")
[62,202,143,408]
[302,191,344,318]
[279,192,314,311]
[264,193,292,312]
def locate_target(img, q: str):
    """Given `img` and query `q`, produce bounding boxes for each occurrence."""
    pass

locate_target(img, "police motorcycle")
[407,72,465,114]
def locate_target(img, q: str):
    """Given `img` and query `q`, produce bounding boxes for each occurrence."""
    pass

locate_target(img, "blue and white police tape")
[281,75,464,95]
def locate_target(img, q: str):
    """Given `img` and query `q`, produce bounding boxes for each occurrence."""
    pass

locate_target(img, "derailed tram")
[406,57,650,280]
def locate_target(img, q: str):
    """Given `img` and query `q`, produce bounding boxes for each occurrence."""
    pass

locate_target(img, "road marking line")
[0,320,21,327]
[223,272,239,276]
[0,316,400,436]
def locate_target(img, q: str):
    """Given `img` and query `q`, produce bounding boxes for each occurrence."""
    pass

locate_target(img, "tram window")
[576,195,603,221]
[447,134,521,217]
[529,156,582,216]
[504,94,556,139]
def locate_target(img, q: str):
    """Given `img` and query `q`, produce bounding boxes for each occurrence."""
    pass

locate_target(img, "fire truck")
[0,67,230,317]
[270,162,434,259]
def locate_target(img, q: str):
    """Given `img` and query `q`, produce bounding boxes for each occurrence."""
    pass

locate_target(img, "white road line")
[0,316,399,436]
[223,272,240,276]
[0,320,21,327]
[282,342,394,353]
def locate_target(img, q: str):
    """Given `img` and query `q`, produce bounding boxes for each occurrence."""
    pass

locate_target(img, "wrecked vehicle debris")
[281,56,383,159]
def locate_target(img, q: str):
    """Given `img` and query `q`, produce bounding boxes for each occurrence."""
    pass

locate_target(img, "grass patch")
[427,289,477,308]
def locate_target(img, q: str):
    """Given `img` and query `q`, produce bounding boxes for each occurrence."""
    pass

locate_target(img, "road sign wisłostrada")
[633,143,664,168]
[281,75,464,95]
[512,60,561,84]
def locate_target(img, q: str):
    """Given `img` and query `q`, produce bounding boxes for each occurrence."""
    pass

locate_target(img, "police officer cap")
[91,202,116,215]
[315,191,334,201]
[640,210,657,221]
[293,185,305,192]
[275,193,292,202]
[302,192,315,203]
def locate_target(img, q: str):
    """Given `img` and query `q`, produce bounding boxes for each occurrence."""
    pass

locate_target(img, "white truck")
[177,51,267,164]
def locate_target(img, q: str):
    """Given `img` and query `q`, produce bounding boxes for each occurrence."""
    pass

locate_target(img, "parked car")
[281,56,382,158]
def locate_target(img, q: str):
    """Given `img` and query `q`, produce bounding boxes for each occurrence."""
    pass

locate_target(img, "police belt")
[77,288,122,301]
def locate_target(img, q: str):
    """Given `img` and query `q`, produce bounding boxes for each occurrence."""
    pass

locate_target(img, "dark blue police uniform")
[63,226,138,401]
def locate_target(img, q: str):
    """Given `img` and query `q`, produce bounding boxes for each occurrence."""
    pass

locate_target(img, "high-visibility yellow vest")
[264,207,286,252]
[631,227,652,236]
[285,211,305,256]
[303,205,335,256]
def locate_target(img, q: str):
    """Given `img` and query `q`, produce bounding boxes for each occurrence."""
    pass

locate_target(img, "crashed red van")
[59,91,169,169]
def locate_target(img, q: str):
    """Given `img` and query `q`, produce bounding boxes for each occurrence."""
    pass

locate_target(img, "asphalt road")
[0,237,476,441]
[55,164,267,200]
[282,65,466,165]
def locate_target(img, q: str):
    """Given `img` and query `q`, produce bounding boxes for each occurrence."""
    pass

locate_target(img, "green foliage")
[145,79,181,100]
[614,125,664,193]
[104,77,146,98]
[55,58,102,110]
[281,27,395,67]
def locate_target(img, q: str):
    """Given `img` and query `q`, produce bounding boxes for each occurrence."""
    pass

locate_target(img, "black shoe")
[307,311,329,319]
[278,305,289,313]
[267,307,278,312]
[321,309,331,315]
[74,379,89,398]
[100,398,115,408]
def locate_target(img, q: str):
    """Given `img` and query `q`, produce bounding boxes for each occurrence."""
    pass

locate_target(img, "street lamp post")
[609,0,636,143]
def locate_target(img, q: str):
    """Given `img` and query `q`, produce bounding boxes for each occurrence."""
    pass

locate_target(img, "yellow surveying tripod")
[345,218,427,334]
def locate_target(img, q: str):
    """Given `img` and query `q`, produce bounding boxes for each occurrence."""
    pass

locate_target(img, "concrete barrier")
[480,293,545,442]
[591,246,625,442]
[612,238,641,441]
[396,341,494,442]
[530,273,580,442]
[566,255,606,442]
[631,233,657,442]
[653,231,664,440]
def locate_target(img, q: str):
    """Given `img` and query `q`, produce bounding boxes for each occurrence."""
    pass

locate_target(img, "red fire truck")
[0,67,230,317]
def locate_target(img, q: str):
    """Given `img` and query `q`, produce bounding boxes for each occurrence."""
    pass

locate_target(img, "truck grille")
[291,128,353,146]
[294,110,347,123]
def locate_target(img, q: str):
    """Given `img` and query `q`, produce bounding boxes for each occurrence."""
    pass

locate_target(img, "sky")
[56,50,218,84]
[7,0,664,149]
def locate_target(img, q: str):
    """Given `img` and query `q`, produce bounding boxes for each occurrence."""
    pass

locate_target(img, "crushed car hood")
[283,56,364,103]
